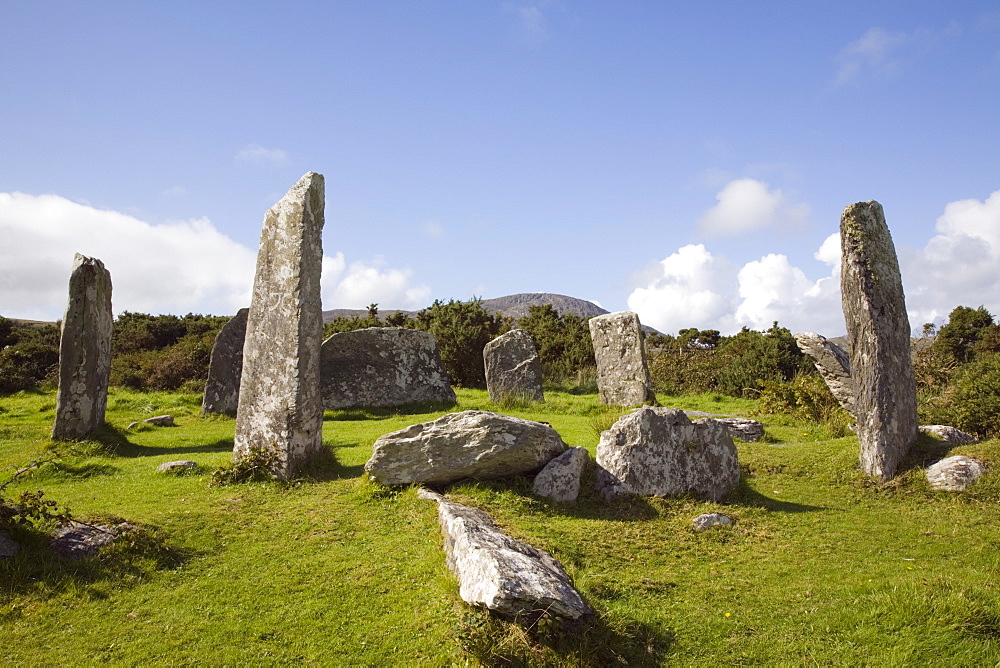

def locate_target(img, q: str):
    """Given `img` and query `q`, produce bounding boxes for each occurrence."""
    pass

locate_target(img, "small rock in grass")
[919,425,977,445]
[157,460,198,474]
[50,521,135,559]
[128,415,175,430]
[533,447,589,503]
[926,456,986,491]
[0,531,19,558]
[714,417,765,443]
[693,513,734,532]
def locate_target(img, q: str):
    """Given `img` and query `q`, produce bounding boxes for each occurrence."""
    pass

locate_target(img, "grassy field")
[1,387,999,665]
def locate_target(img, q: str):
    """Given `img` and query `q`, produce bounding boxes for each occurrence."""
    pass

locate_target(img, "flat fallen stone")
[321,327,455,409]
[589,311,655,406]
[533,447,589,503]
[420,489,591,620]
[156,460,198,473]
[50,521,133,559]
[596,407,739,501]
[840,201,918,480]
[926,456,986,491]
[52,253,113,441]
[692,513,734,532]
[484,329,544,403]
[366,410,567,485]
[714,417,764,443]
[919,425,978,445]
[127,415,175,429]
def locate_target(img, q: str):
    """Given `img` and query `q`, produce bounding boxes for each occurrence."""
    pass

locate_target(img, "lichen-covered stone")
[533,446,589,503]
[714,417,765,443]
[320,327,455,409]
[234,172,325,479]
[794,331,855,413]
[419,489,591,620]
[156,460,198,473]
[692,513,735,532]
[840,201,918,480]
[484,329,544,403]
[596,407,739,501]
[589,311,655,406]
[365,410,567,485]
[919,425,977,445]
[52,253,113,441]
[50,521,133,559]
[202,308,249,416]
[926,455,986,491]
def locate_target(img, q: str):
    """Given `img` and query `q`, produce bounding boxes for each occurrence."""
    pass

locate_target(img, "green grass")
[2,387,1000,664]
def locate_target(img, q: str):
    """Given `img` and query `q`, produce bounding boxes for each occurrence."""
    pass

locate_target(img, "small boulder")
[533,447,589,503]
[366,411,567,485]
[919,425,978,445]
[50,521,134,559]
[156,460,198,473]
[926,456,986,491]
[693,513,735,532]
[714,417,765,443]
[596,407,739,501]
[127,415,175,429]
[420,489,591,620]
[0,531,19,558]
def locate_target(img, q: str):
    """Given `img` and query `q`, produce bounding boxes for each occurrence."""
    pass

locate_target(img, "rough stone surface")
[693,513,735,532]
[52,253,113,441]
[919,425,978,444]
[419,489,591,620]
[202,308,249,416]
[596,407,739,501]
[234,172,326,480]
[714,417,765,443]
[365,410,567,485]
[926,456,986,491]
[50,521,133,559]
[320,327,455,409]
[794,331,856,413]
[0,531,19,558]
[532,447,589,503]
[589,311,655,406]
[156,460,198,473]
[840,201,918,480]
[484,329,544,404]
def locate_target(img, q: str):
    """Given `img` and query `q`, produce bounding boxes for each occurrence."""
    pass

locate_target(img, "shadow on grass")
[898,433,955,474]
[324,400,457,422]
[296,446,364,482]
[458,606,674,667]
[68,424,235,458]
[725,479,827,513]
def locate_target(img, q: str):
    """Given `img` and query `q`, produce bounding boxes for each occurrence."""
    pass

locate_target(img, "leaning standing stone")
[483,329,544,403]
[202,308,249,416]
[234,172,325,479]
[588,311,655,406]
[596,407,739,501]
[794,331,856,413]
[840,201,918,480]
[52,253,113,441]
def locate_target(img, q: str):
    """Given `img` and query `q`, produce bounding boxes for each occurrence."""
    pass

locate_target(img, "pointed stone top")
[72,253,106,269]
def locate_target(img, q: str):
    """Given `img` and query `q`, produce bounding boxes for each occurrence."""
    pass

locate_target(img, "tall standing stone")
[840,200,917,480]
[483,329,544,403]
[201,308,249,416]
[588,311,655,406]
[234,172,325,479]
[52,254,113,441]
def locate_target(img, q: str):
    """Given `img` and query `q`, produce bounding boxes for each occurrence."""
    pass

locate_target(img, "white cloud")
[0,192,431,320]
[321,253,431,311]
[235,143,289,166]
[626,244,737,333]
[504,2,551,46]
[422,220,445,239]
[834,27,910,85]
[734,252,843,334]
[698,179,809,237]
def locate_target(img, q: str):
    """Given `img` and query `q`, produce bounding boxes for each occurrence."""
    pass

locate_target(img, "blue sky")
[2,1,999,335]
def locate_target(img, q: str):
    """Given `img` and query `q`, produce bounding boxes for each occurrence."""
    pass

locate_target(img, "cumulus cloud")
[504,2,551,46]
[235,143,289,166]
[626,244,737,333]
[0,192,432,321]
[698,179,809,237]
[834,27,911,85]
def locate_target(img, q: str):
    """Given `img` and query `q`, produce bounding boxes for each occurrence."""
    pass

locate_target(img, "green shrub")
[757,373,853,437]
[921,352,1000,439]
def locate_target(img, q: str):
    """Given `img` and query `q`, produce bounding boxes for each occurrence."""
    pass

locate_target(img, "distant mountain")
[321,293,609,324]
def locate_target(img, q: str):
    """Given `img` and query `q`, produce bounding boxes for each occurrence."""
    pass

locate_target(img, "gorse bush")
[0,316,60,394]
[758,373,853,437]
[920,352,1000,439]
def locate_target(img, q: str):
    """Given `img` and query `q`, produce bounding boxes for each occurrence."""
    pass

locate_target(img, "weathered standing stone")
[419,489,591,620]
[532,446,589,503]
[794,332,856,413]
[840,201,918,480]
[320,327,455,409]
[596,407,739,501]
[483,329,544,404]
[365,410,567,485]
[52,254,113,441]
[589,311,655,406]
[926,456,986,491]
[234,172,325,480]
[202,308,249,416]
